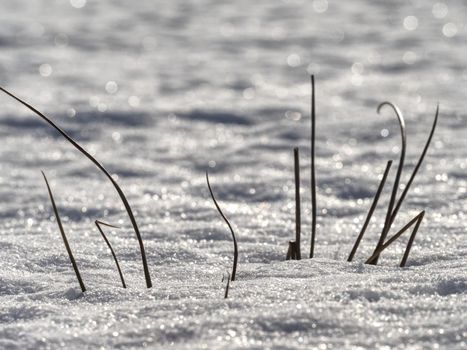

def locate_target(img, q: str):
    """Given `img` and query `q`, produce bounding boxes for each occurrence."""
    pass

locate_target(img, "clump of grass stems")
[95,220,126,288]
[206,171,238,281]
[0,87,152,288]
[368,103,439,265]
[42,171,86,293]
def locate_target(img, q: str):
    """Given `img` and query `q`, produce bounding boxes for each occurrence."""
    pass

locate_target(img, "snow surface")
[0,0,466,349]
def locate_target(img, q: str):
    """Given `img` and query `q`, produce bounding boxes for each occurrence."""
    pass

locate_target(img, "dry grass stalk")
[0,87,152,288]
[347,160,393,262]
[42,171,86,293]
[206,171,238,281]
[95,220,126,288]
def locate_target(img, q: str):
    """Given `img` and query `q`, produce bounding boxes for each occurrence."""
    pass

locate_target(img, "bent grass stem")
[206,171,238,281]
[95,220,126,288]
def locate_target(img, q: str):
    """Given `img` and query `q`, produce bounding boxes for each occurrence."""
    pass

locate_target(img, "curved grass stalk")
[0,87,152,288]
[310,75,317,258]
[206,171,238,281]
[388,105,439,226]
[365,211,425,266]
[347,160,392,262]
[370,102,406,265]
[369,104,439,265]
[95,220,126,288]
[42,171,86,293]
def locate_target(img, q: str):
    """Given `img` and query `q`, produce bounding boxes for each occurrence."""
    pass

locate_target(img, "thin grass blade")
[224,271,231,299]
[310,75,317,258]
[294,147,301,260]
[400,211,425,267]
[206,171,238,281]
[95,220,126,288]
[42,171,86,293]
[347,160,392,262]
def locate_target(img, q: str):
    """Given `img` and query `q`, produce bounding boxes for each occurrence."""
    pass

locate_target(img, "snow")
[0,0,466,349]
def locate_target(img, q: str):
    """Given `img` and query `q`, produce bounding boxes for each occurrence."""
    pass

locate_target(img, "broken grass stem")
[365,210,425,265]
[95,220,126,288]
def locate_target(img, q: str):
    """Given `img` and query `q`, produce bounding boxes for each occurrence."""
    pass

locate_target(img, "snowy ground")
[0,0,466,349]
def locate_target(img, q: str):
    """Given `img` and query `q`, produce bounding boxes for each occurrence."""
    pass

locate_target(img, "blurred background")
[1,0,467,116]
[0,0,465,254]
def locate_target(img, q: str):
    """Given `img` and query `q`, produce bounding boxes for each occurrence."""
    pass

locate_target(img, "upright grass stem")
[347,160,393,262]
[42,171,86,293]
[310,75,317,258]
[206,171,238,281]
[294,148,301,260]
[0,87,152,288]
[95,220,126,288]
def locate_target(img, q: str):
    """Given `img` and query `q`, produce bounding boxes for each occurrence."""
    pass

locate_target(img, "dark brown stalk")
[365,210,425,265]
[286,241,297,260]
[286,242,292,260]
[206,171,238,281]
[369,102,406,265]
[347,160,393,262]
[95,220,126,288]
[223,272,231,299]
[400,211,425,267]
[0,87,152,288]
[310,75,317,258]
[42,171,86,293]
[294,147,301,260]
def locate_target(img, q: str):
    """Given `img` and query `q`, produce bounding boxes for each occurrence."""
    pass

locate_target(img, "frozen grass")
[0,86,153,288]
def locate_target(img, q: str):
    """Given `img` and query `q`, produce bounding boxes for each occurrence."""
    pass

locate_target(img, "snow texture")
[0,0,466,349]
